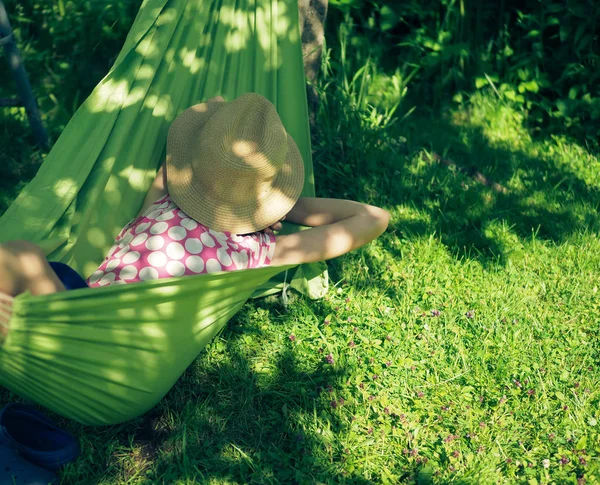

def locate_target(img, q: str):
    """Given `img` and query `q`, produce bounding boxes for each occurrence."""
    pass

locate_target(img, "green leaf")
[574,25,587,47]
[569,5,588,19]
[568,87,579,100]
[524,80,539,93]
[475,77,487,89]
[546,4,565,13]
[555,99,569,115]
[576,436,587,450]
[380,5,399,32]
[576,34,593,53]
[417,465,435,484]
[518,69,530,81]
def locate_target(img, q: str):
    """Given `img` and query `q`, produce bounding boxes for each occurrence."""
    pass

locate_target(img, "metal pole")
[0,0,48,149]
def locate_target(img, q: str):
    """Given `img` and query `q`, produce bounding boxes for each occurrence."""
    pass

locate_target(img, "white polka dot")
[181,218,198,230]
[230,243,239,250]
[186,256,205,273]
[217,248,232,266]
[168,226,187,241]
[185,238,203,254]
[112,280,127,285]
[166,261,186,276]
[120,265,138,280]
[166,242,185,260]
[135,222,151,234]
[146,235,165,250]
[267,242,275,260]
[131,233,149,246]
[209,229,228,241]
[144,202,160,213]
[107,245,118,258]
[248,238,258,254]
[206,258,222,273]
[120,231,135,246]
[231,235,244,242]
[150,222,169,234]
[115,245,130,258]
[258,250,268,266]
[231,252,248,270]
[106,258,121,272]
[88,270,103,284]
[122,251,141,264]
[200,232,215,247]
[148,251,167,267]
[139,267,159,281]
[156,212,175,221]
[99,272,116,286]
[146,210,162,220]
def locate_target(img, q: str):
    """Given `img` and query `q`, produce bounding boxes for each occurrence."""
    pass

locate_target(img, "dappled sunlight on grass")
[1,0,600,483]
[374,93,600,262]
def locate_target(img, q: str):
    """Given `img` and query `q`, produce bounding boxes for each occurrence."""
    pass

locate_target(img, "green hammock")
[0,0,327,426]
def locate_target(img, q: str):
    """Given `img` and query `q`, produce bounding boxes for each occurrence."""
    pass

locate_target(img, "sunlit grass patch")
[1,4,600,483]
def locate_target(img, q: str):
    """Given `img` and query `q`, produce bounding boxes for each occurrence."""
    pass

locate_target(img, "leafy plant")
[327,0,600,143]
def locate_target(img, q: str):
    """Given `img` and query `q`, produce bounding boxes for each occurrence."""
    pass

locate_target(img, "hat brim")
[166,101,305,234]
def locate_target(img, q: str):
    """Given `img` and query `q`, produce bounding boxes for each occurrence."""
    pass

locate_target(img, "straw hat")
[166,93,305,234]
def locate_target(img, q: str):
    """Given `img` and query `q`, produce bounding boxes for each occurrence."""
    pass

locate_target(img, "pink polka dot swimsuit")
[87,194,276,287]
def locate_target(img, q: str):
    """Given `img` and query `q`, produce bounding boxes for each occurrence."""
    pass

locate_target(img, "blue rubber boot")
[0,404,79,472]
[0,434,56,484]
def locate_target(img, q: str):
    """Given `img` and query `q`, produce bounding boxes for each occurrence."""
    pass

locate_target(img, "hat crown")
[195,94,288,203]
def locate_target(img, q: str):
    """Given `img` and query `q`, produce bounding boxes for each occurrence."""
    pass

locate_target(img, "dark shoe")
[0,404,79,472]
[0,435,56,484]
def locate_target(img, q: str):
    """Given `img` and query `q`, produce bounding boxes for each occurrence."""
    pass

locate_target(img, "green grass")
[2,3,600,484]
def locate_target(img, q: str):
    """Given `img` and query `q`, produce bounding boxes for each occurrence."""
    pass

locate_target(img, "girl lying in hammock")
[0,93,389,301]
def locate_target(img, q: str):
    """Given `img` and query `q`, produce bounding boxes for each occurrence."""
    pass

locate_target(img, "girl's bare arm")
[270,198,389,266]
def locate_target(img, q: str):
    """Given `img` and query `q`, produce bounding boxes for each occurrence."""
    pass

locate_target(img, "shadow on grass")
[314,95,600,268]
[61,296,458,484]
[83,322,375,483]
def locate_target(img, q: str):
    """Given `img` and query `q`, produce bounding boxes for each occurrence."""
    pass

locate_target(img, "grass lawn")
[1,3,600,484]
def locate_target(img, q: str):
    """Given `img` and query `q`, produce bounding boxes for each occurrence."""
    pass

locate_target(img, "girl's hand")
[268,217,284,232]
[263,217,284,236]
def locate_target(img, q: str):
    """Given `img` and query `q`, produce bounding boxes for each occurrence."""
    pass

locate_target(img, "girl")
[0,94,389,334]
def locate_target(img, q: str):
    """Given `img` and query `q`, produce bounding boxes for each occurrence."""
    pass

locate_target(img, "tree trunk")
[298,0,328,133]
